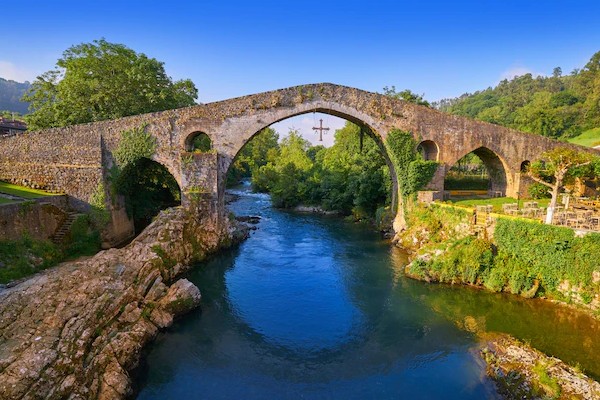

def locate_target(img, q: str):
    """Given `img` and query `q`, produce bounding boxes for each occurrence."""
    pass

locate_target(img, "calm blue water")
[136,184,600,399]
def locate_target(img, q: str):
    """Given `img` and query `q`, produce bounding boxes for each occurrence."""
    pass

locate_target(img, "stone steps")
[51,212,79,244]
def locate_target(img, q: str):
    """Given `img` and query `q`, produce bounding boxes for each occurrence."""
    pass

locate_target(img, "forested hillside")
[0,77,30,114]
[435,51,600,143]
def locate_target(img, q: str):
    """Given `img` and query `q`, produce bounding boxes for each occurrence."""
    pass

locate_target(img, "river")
[136,184,600,399]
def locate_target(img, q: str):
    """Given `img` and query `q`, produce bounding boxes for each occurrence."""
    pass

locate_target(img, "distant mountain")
[0,78,30,115]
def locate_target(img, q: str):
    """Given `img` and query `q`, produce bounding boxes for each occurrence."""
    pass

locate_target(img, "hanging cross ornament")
[312,118,330,142]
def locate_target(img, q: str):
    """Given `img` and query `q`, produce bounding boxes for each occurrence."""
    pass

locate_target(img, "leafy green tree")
[251,129,304,191]
[320,122,390,216]
[513,91,580,138]
[527,148,598,224]
[23,39,197,130]
[277,129,313,171]
[552,67,562,78]
[227,127,280,185]
[0,110,23,121]
[270,163,307,208]
[577,51,600,128]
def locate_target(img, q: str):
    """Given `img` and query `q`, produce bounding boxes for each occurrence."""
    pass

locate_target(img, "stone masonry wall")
[0,126,103,210]
[0,196,69,241]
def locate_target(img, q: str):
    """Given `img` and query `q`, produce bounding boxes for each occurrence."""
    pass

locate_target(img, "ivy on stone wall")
[89,181,110,227]
[385,129,438,198]
[109,125,180,231]
[109,125,157,197]
[112,125,157,169]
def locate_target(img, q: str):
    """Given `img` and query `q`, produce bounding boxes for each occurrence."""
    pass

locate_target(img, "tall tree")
[23,39,198,130]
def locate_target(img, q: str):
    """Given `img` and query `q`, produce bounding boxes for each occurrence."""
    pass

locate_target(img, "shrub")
[528,182,551,199]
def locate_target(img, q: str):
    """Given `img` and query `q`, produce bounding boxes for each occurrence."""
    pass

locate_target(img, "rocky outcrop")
[0,205,245,399]
[481,334,600,399]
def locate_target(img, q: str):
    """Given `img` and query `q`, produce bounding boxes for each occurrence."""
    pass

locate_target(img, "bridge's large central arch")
[216,104,401,215]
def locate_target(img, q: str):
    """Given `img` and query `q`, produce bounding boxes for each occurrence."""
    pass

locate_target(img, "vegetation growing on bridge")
[113,125,158,167]
[89,181,110,228]
[384,129,438,199]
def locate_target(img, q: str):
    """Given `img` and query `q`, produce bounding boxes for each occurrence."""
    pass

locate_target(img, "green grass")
[445,197,550,213]
[532,362,561,398]
[0,181,56,199]
[567,127,600,148]
[0,235,62,284]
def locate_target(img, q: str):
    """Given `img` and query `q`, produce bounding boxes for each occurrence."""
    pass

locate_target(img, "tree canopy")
[23,39,198,130]
[226,127,279,185]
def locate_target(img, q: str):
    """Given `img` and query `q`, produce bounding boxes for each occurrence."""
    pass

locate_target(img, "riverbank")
[0,206,248,399]
[397,202,600,314]
[480,333,600,399]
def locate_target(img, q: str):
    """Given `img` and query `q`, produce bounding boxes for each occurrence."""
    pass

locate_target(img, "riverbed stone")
[158,278,202,315]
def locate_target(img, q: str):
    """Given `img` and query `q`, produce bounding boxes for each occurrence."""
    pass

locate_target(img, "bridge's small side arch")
[515,160,535,198]
[444,146,512,197]
[115,157,181,233]
[417,140,439,161]
[184,131,213,152]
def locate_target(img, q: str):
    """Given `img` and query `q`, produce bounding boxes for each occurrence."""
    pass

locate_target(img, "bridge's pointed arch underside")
[214,104,402,216]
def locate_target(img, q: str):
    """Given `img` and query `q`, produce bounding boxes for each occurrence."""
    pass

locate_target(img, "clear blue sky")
[2,0,600,144]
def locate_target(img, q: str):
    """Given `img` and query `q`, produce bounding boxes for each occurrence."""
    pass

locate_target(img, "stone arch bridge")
[0,83,588,244]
